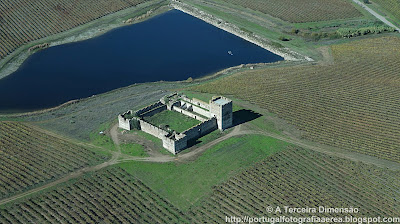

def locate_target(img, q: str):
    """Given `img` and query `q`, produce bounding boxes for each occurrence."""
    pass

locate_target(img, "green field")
[191,36,400,163]
[119,135,289,209]
[0,0,399,222]
[143,110,201,133]
[190,146,400,222]
[120,143,148,157]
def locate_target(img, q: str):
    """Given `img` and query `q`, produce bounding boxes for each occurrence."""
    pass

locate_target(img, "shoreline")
[0,0,169,81]
[171,0,313,62]
[0,0,313,116]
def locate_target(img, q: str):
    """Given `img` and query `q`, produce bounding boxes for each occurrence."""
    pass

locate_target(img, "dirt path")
[352,0,400,32]
[0,153,119,206]
[109,123,122,164]
[2,118,400,206]
[115,121,400,171]
[116,124,243,163]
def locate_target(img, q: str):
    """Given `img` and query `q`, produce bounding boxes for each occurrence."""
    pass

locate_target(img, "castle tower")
[209,96,233,130]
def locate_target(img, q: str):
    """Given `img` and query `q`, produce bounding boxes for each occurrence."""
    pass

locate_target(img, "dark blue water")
[0,10,283,113]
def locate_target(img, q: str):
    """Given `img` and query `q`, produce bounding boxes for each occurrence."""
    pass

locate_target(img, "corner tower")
[209,96,233,130]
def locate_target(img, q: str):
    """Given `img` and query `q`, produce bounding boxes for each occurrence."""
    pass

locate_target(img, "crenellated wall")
[140,105,167,118]
[183,117,217,140]
[118,110,134,130]
[138,119,169,139]
[162,136,187,154]
[135,101,164,116]
[172,106,208,122]
[192,104,210,118]
[118,93,232,154]
[181,96,210,110]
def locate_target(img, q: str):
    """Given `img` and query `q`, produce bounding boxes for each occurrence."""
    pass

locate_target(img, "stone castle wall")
[192,104,210,118]
[172,106,208,122]
[119,93,233,154]
[162,136,187,154]
[118,110,133,130]
[136,101,163,116]
[138,119,169,139]
[140,105,167,118]
[182,117,217,140]
[181,96,210,110]
[118,115,131,130]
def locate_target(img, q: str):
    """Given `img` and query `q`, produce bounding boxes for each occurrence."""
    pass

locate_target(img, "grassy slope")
[181,0,377,61]
[0,121,109,200]
[119,135,289,210]
[0,1,398,222]
[0,167,191,223]
[8,82,183,141]
[190,146,400,222]
[190,36,400,163]
[120,143,148,157]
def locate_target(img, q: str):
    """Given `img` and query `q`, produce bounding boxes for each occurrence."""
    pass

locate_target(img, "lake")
[0,9,283,113]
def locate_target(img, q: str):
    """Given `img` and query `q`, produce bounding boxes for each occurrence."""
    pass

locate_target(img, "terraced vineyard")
[0,168,189,223]
[372,0,400,25]
[0,122,107,200]
[220,0,362,23]
[190,147,400,222]
[0,0,149,60]
[191,37,400,163]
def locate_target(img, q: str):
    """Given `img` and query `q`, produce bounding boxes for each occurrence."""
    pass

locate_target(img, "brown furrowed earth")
[190,36,400,164]
[0,121,108,200]
[219,0,363,23]
[190,146,400,222]
[0,0,150,60]
[1,147,399,223]
[371,0,400,25]
[0,167,190,223]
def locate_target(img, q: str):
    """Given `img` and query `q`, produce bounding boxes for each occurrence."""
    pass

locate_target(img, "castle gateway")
[118,93,233,154]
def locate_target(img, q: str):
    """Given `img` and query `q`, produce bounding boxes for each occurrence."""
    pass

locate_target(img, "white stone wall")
[182,117,217,140]
[139,120,168,139]
[140,105,167,118]
[191,98,210,110]
[172,106,208,122]
[135,101,163,116]
[118,115,132,130]
[192,104,210,118]
[162,137,187,154]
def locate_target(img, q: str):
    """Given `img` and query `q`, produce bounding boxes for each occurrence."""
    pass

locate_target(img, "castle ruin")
[118,93,233,154]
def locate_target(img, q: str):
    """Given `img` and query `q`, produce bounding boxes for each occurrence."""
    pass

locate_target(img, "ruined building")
[118,93,233,154]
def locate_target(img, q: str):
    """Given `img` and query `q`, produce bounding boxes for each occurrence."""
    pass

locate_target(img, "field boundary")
[0,0,169,80]
[171,0,313,61]
[2,118,399,206]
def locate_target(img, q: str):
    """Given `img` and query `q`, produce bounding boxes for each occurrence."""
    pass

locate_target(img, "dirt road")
[352,0,400,32]
[2,119,400,206]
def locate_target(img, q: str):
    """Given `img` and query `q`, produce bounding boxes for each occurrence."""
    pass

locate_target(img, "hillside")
[219,0,362,23]
[0,0,150,60]
[0,122,108,200]
[191,36,400,163]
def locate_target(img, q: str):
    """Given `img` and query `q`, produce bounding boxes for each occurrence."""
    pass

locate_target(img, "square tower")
[209,96,233,130]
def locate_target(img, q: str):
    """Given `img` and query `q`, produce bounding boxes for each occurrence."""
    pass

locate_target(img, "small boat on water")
[228,50,233,56]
